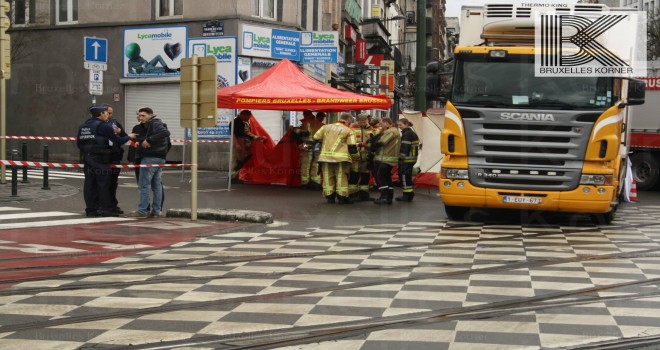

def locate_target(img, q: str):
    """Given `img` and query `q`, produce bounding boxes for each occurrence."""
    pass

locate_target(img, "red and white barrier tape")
[1,136,229,143]
[0,160,195,169]
[1,136,77,141]
[171,139,230,143]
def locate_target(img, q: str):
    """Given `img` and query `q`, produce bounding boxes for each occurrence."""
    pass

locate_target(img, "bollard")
[42,145,50,190]
[21,142,29,183]
[11,150,18,197]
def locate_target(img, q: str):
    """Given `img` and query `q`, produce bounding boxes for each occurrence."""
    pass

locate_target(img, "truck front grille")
[461,108,595,191]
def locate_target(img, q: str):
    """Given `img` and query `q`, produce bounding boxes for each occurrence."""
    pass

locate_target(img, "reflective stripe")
[403,189,414,193]
[401,140,412,144]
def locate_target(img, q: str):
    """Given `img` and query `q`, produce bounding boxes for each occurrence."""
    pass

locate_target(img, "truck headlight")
[580,175,613,186]
[441,168,469,180]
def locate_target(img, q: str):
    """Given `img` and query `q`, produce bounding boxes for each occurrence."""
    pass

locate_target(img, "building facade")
[6,0,350,168]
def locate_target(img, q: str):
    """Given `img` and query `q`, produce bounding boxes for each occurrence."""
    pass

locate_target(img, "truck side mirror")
[626,79,646,106]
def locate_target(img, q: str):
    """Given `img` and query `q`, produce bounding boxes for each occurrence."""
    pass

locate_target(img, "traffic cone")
[630,179,638,202]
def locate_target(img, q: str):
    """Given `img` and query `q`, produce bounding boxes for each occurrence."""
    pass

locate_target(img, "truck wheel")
[631,153,660,190]
[445,205,470,221]
[591,210,615,225]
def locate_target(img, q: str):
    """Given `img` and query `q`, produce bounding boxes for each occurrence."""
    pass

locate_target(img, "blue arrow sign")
[84,37,108,64]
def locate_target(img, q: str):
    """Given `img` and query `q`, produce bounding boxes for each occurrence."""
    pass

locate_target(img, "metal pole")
[415,0,427,112]
[227,118,234,192]
[21,141,28,183]
[11,149,17,197]
[191,55,199,221]
[1,78,5,184]
[42,145,50,190]
[181,128,187,182]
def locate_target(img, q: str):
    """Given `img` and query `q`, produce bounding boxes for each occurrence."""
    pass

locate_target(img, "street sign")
[363,54,384,66]
[84,36,108,70]
[84,62,108,71]
[180,55,218,128]
[89,70,103,95]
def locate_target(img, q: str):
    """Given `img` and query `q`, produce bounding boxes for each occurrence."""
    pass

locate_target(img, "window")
[158,0,183,18]
[253,0,275,19]
[12,0,35,25]
[56,0,77,24]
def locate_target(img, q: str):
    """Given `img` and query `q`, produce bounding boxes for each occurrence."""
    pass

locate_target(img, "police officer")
[396,118,420,202]
[104,104,128,214]
[77,106,136,217]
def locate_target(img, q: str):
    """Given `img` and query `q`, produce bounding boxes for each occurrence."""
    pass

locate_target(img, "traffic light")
[0,0,10,79]
[180,55,217,128]
[425,61,440,99]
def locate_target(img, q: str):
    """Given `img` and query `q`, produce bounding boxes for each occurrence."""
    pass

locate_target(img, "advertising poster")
[241,24,301,61]
[187,37,238,138]
[238,56,252,83]
[300,31,339,64]
[123,26,187,78]
[241,25,273,59]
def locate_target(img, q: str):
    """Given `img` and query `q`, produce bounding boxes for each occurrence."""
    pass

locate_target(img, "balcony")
[361,18,391,48]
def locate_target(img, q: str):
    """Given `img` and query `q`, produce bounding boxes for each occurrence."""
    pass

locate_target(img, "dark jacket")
[108,118,127,162]
[77,118,131,163]
[128,122,147,163]
[399,127,420,164]
[136,117,171,159]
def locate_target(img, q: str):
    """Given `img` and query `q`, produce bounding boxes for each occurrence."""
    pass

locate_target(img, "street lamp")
[359,15,405,24]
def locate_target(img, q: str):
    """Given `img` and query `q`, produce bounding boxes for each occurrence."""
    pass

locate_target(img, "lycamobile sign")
[187,37,238,139]
[123,26,188,78]
[240,24,338,63]
[137,31,174,40]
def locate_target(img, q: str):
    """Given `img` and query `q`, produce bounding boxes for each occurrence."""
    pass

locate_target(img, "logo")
[137,30,173,40]
[253,35,271,49]
[535,11,646,77]
[208,45,232,61]
[500,113,555,122]
[312,33,335,45]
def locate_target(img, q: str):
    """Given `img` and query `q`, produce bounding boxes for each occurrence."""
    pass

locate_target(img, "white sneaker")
[128,211,148,218]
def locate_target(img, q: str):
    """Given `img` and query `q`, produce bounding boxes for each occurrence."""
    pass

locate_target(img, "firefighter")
[372,117,401,205]
[313,113,359,204]
[348,113,375,201]
[396,118,420,202]
[293,110,324,189]
[231,110,265,184]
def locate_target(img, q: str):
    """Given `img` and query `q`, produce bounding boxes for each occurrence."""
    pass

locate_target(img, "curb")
[166,208,274,224]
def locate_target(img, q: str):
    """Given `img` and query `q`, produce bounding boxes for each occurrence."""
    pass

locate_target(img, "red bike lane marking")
[0,219,244,287]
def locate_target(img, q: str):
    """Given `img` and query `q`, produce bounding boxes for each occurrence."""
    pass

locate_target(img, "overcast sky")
[445,0,579,19]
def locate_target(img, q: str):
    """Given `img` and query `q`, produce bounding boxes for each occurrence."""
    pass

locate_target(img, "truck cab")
[439,3,645,224]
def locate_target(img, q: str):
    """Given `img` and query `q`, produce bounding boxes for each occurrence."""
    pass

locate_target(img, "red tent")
[217,59,392,111]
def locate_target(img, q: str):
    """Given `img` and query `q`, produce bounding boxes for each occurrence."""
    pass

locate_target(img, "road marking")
[73,240,151,250]
[0,217,134,230]
[0,207,29,212]
[0,212,79,221]
[118,221,209,230]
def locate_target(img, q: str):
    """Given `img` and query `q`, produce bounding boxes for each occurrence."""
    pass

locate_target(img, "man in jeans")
[129,107,171,218]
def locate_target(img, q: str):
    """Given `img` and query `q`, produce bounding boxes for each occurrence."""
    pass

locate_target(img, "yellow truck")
[440,3,645,224]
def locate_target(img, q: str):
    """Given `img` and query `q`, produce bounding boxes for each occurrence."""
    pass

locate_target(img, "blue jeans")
[138,157,165,214]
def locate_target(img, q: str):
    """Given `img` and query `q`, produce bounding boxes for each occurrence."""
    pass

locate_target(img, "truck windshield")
[451,59,615,109]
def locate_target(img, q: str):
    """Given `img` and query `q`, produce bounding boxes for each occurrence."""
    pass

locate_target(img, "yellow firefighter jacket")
[295,117,324,144]
[313,121,357,163]
[350,124,375,161]
[374,126,401,166]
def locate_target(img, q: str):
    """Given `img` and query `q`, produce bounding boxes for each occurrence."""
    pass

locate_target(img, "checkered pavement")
[2,206,660,349]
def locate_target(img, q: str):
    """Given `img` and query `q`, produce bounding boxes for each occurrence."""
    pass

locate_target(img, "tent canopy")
[217,59,392,112]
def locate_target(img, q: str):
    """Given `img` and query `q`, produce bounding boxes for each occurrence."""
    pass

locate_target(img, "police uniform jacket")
[374,126,401,166]
[313,122,358,163]
[77,118,131,163]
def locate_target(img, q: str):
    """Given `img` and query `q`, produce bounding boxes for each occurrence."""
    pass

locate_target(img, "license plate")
[503,196,542,204]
